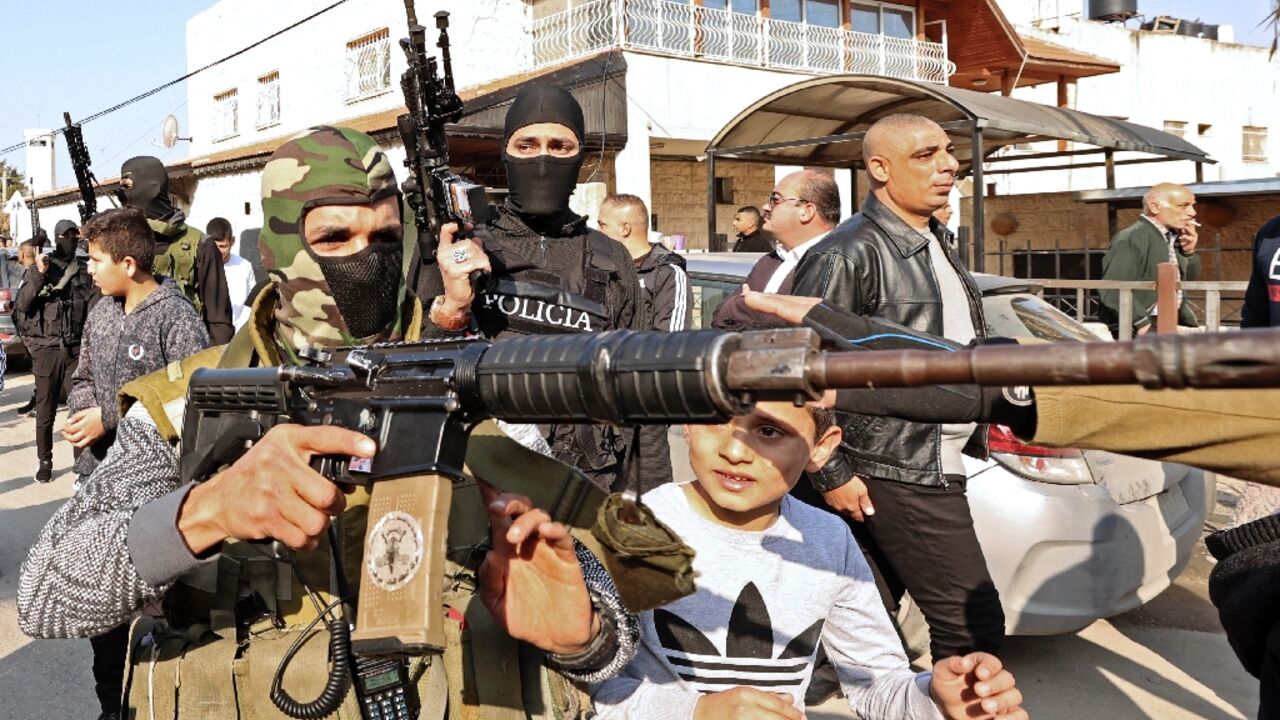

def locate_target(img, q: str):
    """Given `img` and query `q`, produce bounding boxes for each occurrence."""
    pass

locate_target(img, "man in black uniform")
[14,220,96,482]
[419,83,644,490]
[117,157,234,344]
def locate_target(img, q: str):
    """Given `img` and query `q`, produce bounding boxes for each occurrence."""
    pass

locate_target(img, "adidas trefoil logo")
[654,582,823,692]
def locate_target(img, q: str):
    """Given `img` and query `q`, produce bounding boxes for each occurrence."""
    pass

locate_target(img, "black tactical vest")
[473,230,617,338]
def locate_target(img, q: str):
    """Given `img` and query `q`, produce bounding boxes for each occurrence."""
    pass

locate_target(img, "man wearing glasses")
[711,169,841,330]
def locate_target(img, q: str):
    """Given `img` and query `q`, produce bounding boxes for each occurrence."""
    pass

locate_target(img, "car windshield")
[983,293,1097,343]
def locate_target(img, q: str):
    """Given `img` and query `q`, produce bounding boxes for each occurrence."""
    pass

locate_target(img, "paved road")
[0,367,1261,719]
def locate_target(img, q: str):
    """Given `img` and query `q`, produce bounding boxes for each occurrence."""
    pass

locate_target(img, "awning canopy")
[706,75,1211,173]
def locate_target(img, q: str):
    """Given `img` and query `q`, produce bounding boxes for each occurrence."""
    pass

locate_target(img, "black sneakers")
[34,461,53,484]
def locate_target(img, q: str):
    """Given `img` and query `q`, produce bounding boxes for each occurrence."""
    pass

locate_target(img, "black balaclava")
[53,220,78,260]
[118,156,178,222]
[501,84,586,218]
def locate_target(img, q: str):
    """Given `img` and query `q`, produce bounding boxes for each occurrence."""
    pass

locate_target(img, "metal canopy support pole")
[1195,162,1204,183]
[1104,149,1118,242]
[850,164,859,212]
[706,153,717,251]
[971,125,986,273]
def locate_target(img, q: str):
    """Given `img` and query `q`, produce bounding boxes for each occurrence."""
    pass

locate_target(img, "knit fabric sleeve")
[545,540,641,683]
[17,404,211,638]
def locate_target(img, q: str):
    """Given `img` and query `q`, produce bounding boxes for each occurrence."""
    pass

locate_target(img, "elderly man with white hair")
[1098,182,1201,337]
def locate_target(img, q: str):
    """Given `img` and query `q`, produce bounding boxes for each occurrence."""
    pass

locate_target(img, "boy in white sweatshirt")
[589,401,1026,720]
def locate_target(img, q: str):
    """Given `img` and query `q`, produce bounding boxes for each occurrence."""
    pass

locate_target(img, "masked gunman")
[117,156,235,344]
[13,219,96,482]
[418,83,647,491]
[20,127,640,718]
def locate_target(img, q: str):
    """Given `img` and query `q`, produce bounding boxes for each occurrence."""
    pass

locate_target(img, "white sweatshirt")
[591,483,943,720]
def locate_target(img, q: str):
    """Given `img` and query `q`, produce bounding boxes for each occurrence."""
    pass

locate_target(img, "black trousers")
[30,346,75,465]
[794,474,1005,659]
[91,623,131,715]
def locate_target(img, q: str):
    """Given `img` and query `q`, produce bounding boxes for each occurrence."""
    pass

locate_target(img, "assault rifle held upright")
[396,0,491,290]
[62,112,98,223]
[178,325,1280,717]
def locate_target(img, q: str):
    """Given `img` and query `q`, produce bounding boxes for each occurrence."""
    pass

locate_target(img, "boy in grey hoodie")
[61,206,209,720]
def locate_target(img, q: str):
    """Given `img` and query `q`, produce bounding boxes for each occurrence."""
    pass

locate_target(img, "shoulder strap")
[464,422,695,613]
[119,346,225,443]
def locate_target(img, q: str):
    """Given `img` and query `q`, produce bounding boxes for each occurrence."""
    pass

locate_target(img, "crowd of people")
[3,78,1279,720]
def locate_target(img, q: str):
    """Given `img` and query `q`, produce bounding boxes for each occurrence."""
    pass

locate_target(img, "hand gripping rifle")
[62,112,98,223]
[179,326,1280,716]
[397,1,492,289]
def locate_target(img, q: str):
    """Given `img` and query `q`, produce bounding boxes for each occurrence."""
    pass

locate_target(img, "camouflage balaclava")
[259,126,408,355]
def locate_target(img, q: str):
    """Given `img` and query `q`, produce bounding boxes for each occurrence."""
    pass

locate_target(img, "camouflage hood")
[259,126,409,356]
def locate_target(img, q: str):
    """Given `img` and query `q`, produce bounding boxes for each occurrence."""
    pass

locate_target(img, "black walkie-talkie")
[353,655,418,720]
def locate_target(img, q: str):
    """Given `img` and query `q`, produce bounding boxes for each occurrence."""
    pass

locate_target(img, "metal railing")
[531,0,953,83]
[1033,278,1249,340]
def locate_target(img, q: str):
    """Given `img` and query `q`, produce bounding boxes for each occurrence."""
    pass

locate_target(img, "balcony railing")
[531,0,953,84]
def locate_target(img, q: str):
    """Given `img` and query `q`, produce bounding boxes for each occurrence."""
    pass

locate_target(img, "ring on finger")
[452,247,469,263]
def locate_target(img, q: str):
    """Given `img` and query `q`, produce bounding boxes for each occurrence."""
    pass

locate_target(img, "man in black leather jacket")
[789,114,1004,660]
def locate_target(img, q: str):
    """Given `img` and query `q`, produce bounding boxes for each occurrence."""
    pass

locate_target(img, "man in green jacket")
[1098,182,1201,337]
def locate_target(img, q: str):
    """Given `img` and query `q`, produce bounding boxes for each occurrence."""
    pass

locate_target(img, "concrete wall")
[959,190,1274,282]
[649,158,776,249]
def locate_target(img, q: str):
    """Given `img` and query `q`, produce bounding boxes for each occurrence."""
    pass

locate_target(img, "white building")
[985,1,1280,194]
[42,0,1052,250]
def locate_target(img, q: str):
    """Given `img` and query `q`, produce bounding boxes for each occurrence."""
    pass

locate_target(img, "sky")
[1113,0,1275,45]
[0,0,211,192]
[0,0,1275,192]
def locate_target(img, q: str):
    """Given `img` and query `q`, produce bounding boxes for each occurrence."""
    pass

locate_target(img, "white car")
[673,252,1212,637]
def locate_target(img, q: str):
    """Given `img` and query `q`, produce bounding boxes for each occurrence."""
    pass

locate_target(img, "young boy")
[588,401,1026,720]
[61,206,209,720]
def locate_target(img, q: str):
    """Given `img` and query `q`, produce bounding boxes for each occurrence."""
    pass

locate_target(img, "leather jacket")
[791,192,988,488]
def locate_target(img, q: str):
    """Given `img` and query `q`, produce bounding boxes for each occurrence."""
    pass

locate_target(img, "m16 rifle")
[62,112,98,223]
[180,325,1280,718]
[397,0,491,291]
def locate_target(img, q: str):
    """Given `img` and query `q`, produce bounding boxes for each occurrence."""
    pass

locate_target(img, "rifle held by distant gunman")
[63,112,98,223]
[178,325,1280,717]
[397,1,491,289]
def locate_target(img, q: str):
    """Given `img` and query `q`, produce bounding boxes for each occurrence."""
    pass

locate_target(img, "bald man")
[1099,182,1200,337]
[789,114,1005,663]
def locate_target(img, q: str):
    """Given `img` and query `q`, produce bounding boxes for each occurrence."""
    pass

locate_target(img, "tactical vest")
[473,231,616,338]
[117,287,695,720]
[150,219,203,315]
[19,257,93,351]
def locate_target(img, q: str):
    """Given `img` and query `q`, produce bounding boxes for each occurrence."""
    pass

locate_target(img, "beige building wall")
[649,158,776,249]
[960,191,1271,282]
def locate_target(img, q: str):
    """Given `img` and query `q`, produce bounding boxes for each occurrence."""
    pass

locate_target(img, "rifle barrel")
[808,328,1280,390]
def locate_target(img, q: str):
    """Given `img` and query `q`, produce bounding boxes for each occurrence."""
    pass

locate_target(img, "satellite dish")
[161,115,191,149]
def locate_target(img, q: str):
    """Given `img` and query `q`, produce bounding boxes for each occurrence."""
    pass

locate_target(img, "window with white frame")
[1244,126,1268,162]
[345,28,392,103]
[768,0,839,27]
[257,71,280,130]
[212,89,239,142]
[852,1,916,39]
[1163,121,1186,139]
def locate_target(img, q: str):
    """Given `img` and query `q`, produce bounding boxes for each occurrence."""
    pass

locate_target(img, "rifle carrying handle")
[351,473,452,656]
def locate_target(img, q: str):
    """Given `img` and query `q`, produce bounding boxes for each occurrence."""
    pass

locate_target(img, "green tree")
[0,161,30,238]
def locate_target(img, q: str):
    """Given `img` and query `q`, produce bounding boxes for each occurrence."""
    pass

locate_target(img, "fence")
[531,0,953,83]
[1032,278,1249,340]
